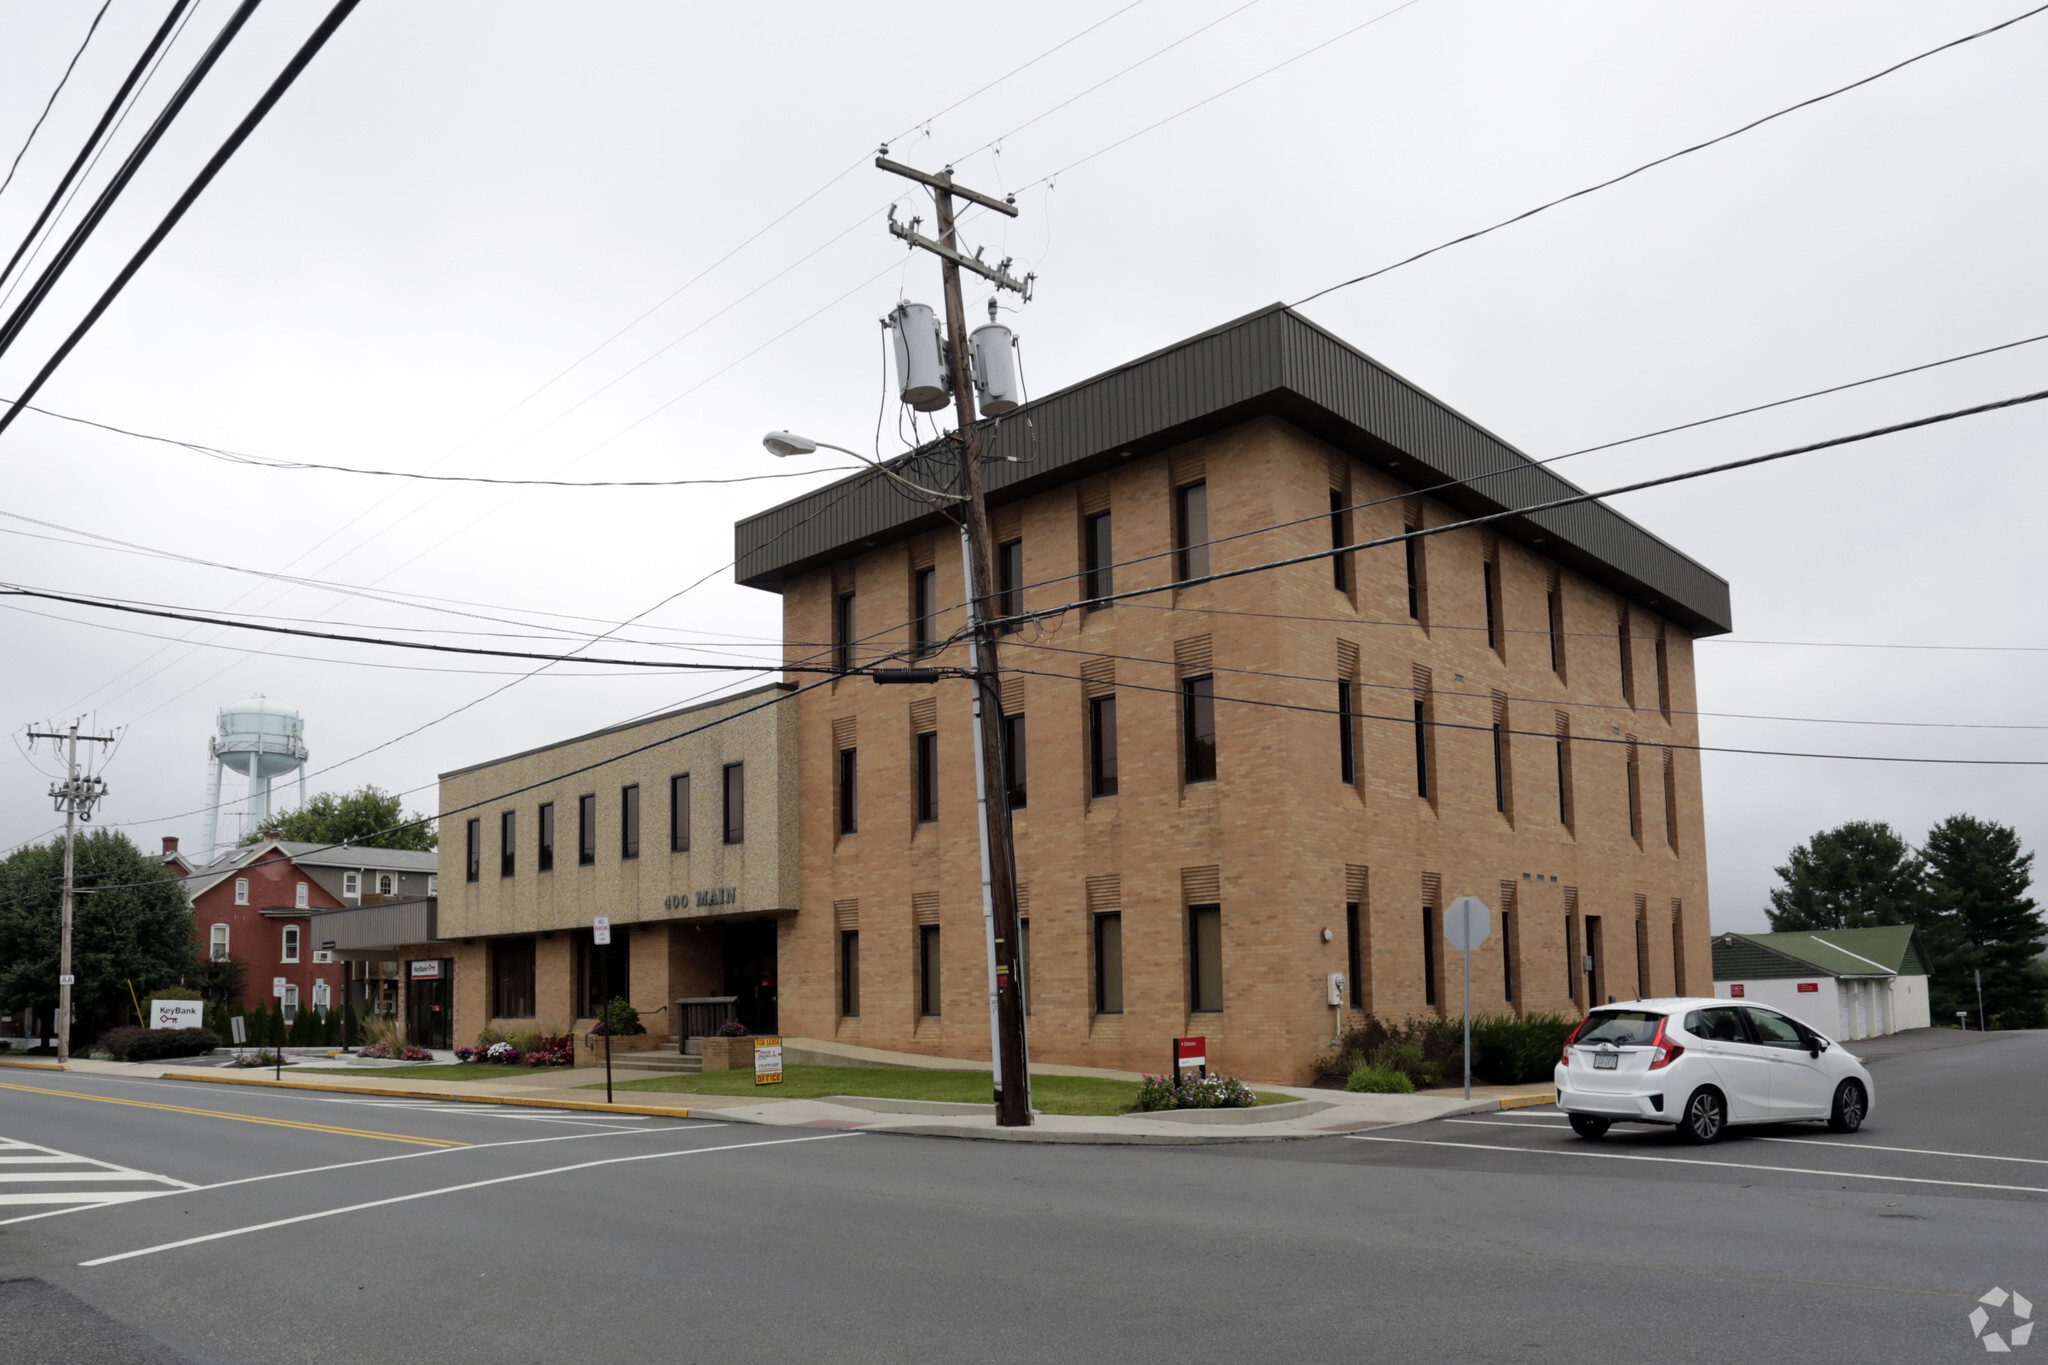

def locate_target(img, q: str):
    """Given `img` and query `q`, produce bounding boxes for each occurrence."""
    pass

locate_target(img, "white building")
[1711,926,1933,1040]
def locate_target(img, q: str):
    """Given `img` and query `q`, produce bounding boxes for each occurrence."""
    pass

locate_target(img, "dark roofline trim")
[438,681,797,781]
[734,304,1731,635]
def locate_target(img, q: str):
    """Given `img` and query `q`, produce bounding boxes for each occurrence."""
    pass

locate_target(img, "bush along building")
[732,305,1730,1085]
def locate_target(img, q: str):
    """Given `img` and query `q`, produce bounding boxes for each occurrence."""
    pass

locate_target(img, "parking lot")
[2,1028,2042,1363]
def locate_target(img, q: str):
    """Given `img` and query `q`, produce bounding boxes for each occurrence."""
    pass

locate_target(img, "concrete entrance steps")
[609,1044,701,1075]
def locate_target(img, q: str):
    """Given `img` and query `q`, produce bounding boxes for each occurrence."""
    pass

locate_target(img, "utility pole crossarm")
[875,156,1018,217]
[887,216,1032,295]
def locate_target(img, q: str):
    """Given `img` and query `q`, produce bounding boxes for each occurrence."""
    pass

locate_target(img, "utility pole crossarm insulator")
[887,217,1031,294]
[874,156,1018,217]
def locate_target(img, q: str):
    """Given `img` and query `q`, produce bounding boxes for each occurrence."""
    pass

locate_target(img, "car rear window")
[1575,1010,1664,1046]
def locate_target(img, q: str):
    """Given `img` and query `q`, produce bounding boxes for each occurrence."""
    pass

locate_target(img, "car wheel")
[1676,1087,1726,1145]
[1828,1080,1867,1133]
[1568,1114,1610,1139]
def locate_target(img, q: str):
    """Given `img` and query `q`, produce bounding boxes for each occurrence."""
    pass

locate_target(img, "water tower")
[203,698,309,857]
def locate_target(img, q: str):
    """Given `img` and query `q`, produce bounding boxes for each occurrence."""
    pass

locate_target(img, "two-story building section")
[733,305,1732,1083]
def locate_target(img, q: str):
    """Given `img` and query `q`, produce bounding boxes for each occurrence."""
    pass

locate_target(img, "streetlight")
[761,431,958,505]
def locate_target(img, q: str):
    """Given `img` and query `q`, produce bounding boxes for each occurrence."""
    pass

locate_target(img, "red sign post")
[1173,1036,1207,1080]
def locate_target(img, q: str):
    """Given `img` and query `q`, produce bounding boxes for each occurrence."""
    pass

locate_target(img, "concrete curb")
[160,1071,696,1120]
[0,1058,66,1071]
[1499,1089,1559,1110]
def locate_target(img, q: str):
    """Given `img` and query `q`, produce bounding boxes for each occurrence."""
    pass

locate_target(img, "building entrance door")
[720,920,778,1036]
[406,960,452,1050]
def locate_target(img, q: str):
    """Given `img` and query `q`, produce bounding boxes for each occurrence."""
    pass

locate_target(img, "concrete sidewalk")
[19,1055,1552,1143]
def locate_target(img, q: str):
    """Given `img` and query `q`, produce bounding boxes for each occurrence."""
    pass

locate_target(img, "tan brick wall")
[773,415,1715,1084]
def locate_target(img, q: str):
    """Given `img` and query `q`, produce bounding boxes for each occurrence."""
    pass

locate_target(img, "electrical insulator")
[969,322,1020,414]
[887,302,950,412]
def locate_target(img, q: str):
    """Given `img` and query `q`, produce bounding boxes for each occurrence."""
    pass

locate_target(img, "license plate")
[1593,1052,1618,1070]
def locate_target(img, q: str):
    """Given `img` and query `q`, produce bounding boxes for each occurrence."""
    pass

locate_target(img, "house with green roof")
[1711,926,1933,1040]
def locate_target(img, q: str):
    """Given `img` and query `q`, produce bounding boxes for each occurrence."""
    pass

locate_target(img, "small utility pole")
[1976,967,1986,1033]
[876,154,1034,1126]
[27,722,115,1063]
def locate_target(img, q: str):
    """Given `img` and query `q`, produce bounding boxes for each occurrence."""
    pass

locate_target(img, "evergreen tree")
[1764,821,1926,931]
[243,785,436,851]
[0,832,195,1042]
[1921,814,2047,1029]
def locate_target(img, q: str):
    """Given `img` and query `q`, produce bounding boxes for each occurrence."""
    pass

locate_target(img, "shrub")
[1345,1064,1415,1094]
[358,1042,395,1059]
[475,1027,507,1049]
[714,1019,747,1038]
[1321,1012,1578,1089]
[1368,1040,1440,1088]
[594,998,643,1036]
[524,1034,574,1067]
[95,1026,220,1062]
[1471,1013,1577,1084]
[228,1048,282,1068]
[396,1045,432,1061]
[1131,1072,1257,1112]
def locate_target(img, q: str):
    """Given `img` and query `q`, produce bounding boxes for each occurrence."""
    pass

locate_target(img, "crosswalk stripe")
[0,1192,166,1206]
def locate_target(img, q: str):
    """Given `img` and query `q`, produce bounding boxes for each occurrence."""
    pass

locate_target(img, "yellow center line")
[0,1081,466,1148]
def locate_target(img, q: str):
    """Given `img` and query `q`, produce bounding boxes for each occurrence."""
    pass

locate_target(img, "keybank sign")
[664,887,738,912]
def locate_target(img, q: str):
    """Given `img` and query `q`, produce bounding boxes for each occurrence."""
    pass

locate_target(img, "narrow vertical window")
[1618,608,1634,704]
[1189,905,1223,1012]
[1083,510,1113,607]
[1565,914,1579,1002]
[996,539,1023,634]
[1019,918,1032,1014]
[1338,680,1357,786]
[918,924,941,1016]
[282,925,300,963]
[210,924,229,960]
[668,777,689,853]
[840,931,860,1017]
[1094,912,1124,1014]
[1175,481,1209,581]
[1412,698,1431,799]
[723,763,745,844]
[1404,529,1422,621]
[837,748,858,835]
[1492,722,1508,814]
[295,881,308,909]
[1422,905,1439,1007]
[1483,560,1500,652]
[538,802,555,872]
[1663,749,1679,851]
[1345,902,1363,1011]
[1089,695,1118,798]
[1002,713,1027,810]
[620,784,640,859]
[1547,584,1564,676]
[1626,742,1641,842]
[578,794,596,865]
[1329,489,1348,591]
[1182,676,1217,783]
[500,811,515,877]
[464,823,479,883]
[1670,899,1687,994]
[1502,910,1515,1002]
[1555,713,1573,830]
[915,732,938,823]
[834,590,857,673]
[1635,905,1651,999]
[911,566,936,658]
[1655,628,1671,717]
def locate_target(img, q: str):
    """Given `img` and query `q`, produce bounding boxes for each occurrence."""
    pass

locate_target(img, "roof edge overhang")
[733,304,1731,635]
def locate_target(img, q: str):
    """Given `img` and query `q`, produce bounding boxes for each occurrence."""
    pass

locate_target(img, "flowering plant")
[396,1045,432,1062]
[228,1049,282,1068]
[358,1042,394,1059]
[714,1019,748,1038]
[524,1034,575,1067]
[1132,1071,1257,1112]
[486,1041,521,1063]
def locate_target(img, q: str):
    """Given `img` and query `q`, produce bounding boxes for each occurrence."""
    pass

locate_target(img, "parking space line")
[0,1120,720,1229]
[1346,1135,2048,1196]
[0,1080,465,1148]
[80,1130,853,1266]
[1756,1136,2048,1166]
[1444,1119,1569,1130]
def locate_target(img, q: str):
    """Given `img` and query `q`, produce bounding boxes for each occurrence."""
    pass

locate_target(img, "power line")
[0,0,363,438]
[0,1,113,204]
[1291,2,2048,307]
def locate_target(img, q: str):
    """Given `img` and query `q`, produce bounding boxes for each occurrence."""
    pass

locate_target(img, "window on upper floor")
[669,776,690,852]
[210,924,229,961]
[578,794,597,865]
[834,590,857,672]
[281,925,301,963]
[500,811,516,878]
[1175,482,1209,581]
[1182,676,1216,784]
[377,873,395,896]
[911,566,937,658]
[538,802,555,872]
[723,763,745,844]
[1082,510,1113,607]
[464,819,480,882]
[996,539,1023,634]
[233,877,249,906]
[343,870,361,898]
[1089,695,1118,798]
[621,784,640,860]
[294,881,308,910]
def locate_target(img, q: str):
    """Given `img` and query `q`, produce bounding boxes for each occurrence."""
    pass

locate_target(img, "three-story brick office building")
[735,305,1731,1083]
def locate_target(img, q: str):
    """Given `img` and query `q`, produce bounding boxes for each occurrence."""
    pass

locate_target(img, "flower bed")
[1132,1072,1258,1112]
[456,1033,574,1067]
[358,1043,432,1062]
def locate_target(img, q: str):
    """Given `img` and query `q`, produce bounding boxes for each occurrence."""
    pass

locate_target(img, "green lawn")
[292,1063,562,1082]
[584,1064,1290,1116]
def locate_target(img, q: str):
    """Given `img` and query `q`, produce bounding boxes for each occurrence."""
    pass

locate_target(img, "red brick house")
[187,840,347,1019]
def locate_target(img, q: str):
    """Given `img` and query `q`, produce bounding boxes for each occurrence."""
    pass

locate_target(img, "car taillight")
[1647,1016,1683,1070]
[1561,1017,1588,1068]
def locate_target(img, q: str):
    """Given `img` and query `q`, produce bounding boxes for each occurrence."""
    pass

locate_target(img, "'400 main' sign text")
[664,887,738,912]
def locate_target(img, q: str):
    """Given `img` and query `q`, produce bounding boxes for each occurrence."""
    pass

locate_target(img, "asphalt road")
[2,1029,2043,1364]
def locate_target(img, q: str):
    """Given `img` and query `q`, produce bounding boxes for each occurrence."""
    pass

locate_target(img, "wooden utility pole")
[876,155,1034,1126]
[27,722,114,1063]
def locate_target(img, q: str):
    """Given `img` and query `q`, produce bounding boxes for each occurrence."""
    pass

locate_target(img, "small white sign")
[754,1035,783,1086]
[230,1015,247,1045]
[409,960,442,979]
[273,981,287,998]
[58,974,75,986]
[593,915,611,946]
[151,1000,203,1030]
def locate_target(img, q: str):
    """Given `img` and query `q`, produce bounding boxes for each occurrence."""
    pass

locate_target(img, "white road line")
[1756,1136,2048,1167]
[0,1172,168,1183]
[0,1192,166,1207]
[80,1130,854,1266]
[1346,1135,2048,1196]
[1445,1119,1571,1130]
[0,1155,96,1164]
[0,1121,720,1228]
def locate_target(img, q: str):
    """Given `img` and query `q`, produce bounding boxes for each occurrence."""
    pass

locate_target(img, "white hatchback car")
[1554,996,1874,1144]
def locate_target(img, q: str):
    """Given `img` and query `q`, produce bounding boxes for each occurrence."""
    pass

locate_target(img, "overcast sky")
[2,0,2044,933]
